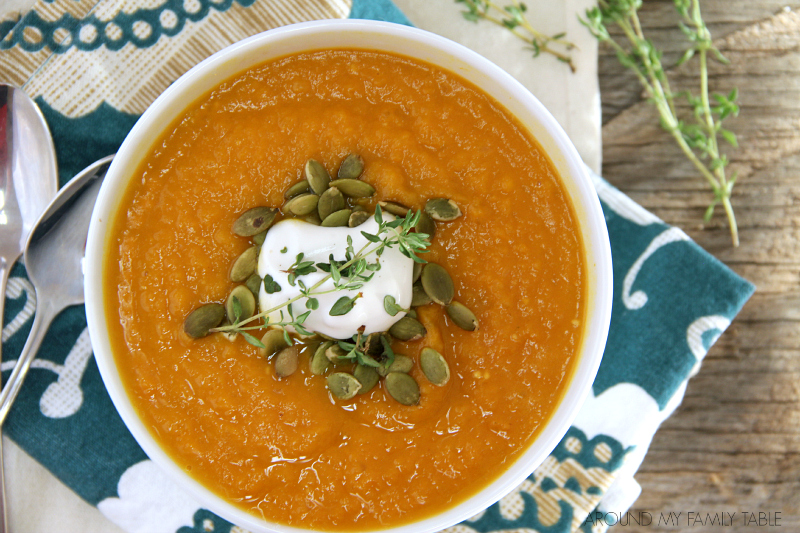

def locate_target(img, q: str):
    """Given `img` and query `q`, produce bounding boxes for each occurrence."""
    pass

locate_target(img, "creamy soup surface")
[107,49,585,530]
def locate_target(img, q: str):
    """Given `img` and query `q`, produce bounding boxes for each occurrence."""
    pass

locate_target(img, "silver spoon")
[0,84,58,533]
[0,155,112,429]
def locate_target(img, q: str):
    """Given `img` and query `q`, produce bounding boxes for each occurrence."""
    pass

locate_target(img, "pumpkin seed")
[245,273,262,296]
[413,262,423,283]
[415,210,436,239]
[420,347,450,386]
[425,198,462,221]
[421,263,454,305]
[388,316,426,341]
[284,193,319,216]
[225,285,256,323]
[229,246,258,282]
[252,230,267,246]
[406,308,418,320]
[217,320,238,342]
[446,301,479,331]
[232,207,278,237]
[363,332,391,355]
[274,345,300,378]
[411,282,432,307]
[325,344,350,365]
[301,211,322,226]
[305,159,331,195]
[338,153,364,180]
[378,201,409,217]
[321,208,352,227]
[377,354,414,377]
[329,179,375,198]
[327,372,362,400]
[285,180,311,199]
[259,328,289,358]
[183,303,225,338]
[385,372,420,406]
[352,204,366,213]
[310,341,333,375]
[317,186,345,221]
[348,210,371,228]
[354,364,379,394]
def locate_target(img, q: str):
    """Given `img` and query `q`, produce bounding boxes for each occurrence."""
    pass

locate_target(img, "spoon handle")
[0,263,11,533]
[0,299,53,426]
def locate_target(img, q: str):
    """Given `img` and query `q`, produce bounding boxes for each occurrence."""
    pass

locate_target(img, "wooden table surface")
[598,1,800,529]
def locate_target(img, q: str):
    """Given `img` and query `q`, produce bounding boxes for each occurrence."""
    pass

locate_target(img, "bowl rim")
[85,18,612,533]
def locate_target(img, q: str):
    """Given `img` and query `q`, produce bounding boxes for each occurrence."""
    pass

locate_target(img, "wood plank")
[599,4,800,529]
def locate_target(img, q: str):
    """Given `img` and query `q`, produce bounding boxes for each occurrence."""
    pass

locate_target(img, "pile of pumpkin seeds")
[183,154,479,406]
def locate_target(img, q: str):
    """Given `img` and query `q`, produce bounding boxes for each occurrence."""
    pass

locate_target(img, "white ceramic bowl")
[85,19,612,533]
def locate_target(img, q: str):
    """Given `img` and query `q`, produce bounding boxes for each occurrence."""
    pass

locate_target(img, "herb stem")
[581,0,740,246]
[457,0,576,71]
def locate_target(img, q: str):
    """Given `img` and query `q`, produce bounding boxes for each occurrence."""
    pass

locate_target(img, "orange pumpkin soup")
[106,49,584,530]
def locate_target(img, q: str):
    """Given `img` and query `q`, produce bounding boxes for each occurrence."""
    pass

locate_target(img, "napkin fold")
[0,1,754,532]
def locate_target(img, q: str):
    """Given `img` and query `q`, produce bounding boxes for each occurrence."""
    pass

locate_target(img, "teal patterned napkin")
[0,1,754,532]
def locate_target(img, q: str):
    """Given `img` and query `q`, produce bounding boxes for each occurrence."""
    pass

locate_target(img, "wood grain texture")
[599,1,800,530]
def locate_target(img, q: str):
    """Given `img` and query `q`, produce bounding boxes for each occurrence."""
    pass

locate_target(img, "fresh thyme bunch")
[582,0,741,246]
[455,0,576,71]
[213,208,430,347]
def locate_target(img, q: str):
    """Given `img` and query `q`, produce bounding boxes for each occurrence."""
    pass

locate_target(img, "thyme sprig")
[455,0,576,71]
[582,0,741,246]
[212,208,430,346]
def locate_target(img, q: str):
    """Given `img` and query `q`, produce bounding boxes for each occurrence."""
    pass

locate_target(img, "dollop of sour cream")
[257,216,413,338]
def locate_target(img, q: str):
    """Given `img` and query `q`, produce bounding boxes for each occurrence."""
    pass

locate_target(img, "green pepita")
[284,193,319,216]
[302,211,322,226]
[420,347,450,386]
[274,345,300,378]
[217,320,238,342]
[183,303,225,338]
[446,301,479,331]
[421,262,454,305]
[388,316,427,341]
[413,262,423,283]
[378,201,410,217]
[363,332,391,356]
[385,372,420,406]
[411,282,432,307]
[229,246,258,282]
[245,273,262,296]
[305,159,331,195]
[318,186,345,221]
[377,354,414,377]
[310,341,333,375]
[284,180,311,199]
[329,179,375,198]
[325,344,350,365]
[321,208,352,227]
[415,210,436,240]
[425,198,462,221]
[232,207,278,237]
[252,230,267,246]
[354,364,379,394]
[406,309,418,320]
[259,328,289,358]
[348,210,371,228]
[338,153,364,180]
[327,372,362,400]
[225,285,256,323]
